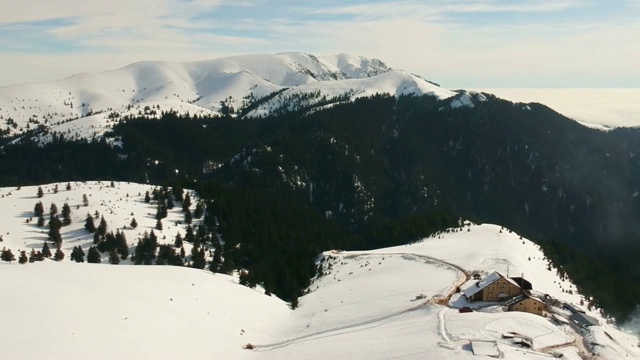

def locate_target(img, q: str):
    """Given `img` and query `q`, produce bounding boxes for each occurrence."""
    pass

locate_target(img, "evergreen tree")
[66,182,72,191]
[182,193,192,212]
[1,247,16,263]
[191,245,206,269]
[130,217,138,229]
[108,249,120,264]
[118,243,129,261]
[174,232,183,248]
[48,216,63,246]
[53,184,59,194]
[18,250,27,264]
[173,185,184,203]
[144,191,151,203]
[34,201,44,218]
[97,216,107,236]
[82,194,89,207]
[155,219,163,231]
[71,246,79,262]
[29,248,36,263]
[93,231,101,245]
[37,215,45,227]
[37,186,43,198]
[194,201,204,219]
[42,241,51,258]
[54,248,65,261]
[185,209,193,225]
[184,225,195,243]
[116,231,129,260]
[49,202,58,219]
[61,203,72,226]
[87,246,101,263]
[70,246,85,263]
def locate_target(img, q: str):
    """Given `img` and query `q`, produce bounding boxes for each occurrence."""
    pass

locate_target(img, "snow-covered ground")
[475,88,640,129]
[1,182,638,359]
[0,52,455,142]
[0,181,199,262]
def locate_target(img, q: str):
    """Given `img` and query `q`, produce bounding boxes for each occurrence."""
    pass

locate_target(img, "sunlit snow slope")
[2,202,639,360]
[0,52,455,141]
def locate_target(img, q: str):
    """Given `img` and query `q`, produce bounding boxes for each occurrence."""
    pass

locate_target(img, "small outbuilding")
[509,277,533,291]
[506,292,546,316]
[471,340,501,357]
[563,303,586,314]
[569,312,600,328]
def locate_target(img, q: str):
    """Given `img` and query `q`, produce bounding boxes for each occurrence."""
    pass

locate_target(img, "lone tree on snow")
[1,247,16,263]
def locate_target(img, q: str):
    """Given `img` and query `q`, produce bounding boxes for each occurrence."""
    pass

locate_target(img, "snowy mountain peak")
[0,52,453,142]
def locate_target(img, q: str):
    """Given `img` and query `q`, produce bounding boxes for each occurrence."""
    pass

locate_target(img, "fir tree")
[185,209,193,225]
[184,225,195,243]
[61,203,72,226]
[97,216,107,236]
[37,215,45,227]
[82,194,89,207]
[93,231,101,245]
[70,246,85,263]
[53,184,59,194]
[144,191,151,203]
[66,182,72,191]
[155,219,163,231]
[29,248,36,263]
[194,201,204,219]
[174,232,183,248]
[54,248,65,261]
[87,246,101,263]
[34,201,44,218]
[130,217,138,229]
[18,250,28,264]
[191,245,206,269]
[108,249,120,264]
[42,241,51,258]
[49,202,58,219]
[1,247,16,263]
[118,240,129,261]
[182,193,192,212]
[48,216,63,246]
[37,186,43,198]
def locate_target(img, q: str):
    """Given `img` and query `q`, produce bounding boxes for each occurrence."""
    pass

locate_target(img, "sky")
[0,0,639,88]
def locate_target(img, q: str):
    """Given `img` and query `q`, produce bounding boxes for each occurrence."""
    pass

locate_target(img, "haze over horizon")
[1,0,638,89]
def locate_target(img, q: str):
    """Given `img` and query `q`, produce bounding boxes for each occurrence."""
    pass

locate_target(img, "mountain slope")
[0,52,454,141]
[2,223,637,359]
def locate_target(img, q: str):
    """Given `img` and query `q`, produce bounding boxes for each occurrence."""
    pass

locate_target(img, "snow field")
[0,181,199,263]
[1,188,639,359]
[0,261,289,360]
[282,253,460,339]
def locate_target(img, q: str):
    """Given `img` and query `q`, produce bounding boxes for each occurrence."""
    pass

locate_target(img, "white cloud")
[0,0,637,88]
[313,0,582,18]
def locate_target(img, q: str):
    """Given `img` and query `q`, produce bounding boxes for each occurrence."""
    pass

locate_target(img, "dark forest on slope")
[1,93,640,319]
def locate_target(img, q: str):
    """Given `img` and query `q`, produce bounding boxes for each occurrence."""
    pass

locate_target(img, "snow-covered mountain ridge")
[0,52,457,141]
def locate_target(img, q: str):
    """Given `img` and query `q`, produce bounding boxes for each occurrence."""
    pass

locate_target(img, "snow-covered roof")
[471,340,500,357]
[462,271,520,298]
[570,312,600,327]
[505,291,545,307]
